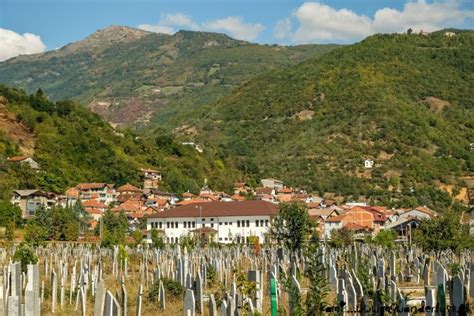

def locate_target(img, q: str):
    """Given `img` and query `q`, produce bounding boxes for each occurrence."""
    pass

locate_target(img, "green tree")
[413,213,474,255]
[131,229,143,247]
[304,236,329,315]
[151,229,165,250]
[373,229,397,249]
[24,221,48,247]
[0,201,22,227]
[329,228,354,248]
[5,220,15,244]
[271,202,314,252]
[13,243,38,272]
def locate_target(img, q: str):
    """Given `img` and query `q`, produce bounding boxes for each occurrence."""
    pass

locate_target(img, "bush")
[13,243,38,272]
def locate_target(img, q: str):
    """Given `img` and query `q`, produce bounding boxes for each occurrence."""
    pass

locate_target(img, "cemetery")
[0,203,472,315]
[0,241,472,315]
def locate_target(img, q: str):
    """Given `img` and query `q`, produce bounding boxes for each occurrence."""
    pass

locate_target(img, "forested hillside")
[183,30,474,210]
[0,85,239,199]
[0,26,339,129]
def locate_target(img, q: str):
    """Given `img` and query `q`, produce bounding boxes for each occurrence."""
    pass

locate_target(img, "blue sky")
[0,0,473,61]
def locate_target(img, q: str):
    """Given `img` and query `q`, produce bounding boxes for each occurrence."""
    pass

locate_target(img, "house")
[182,192,196,201]
[444,31,456,37]
[76,183,116,205]
[7,156,40,170]
[323,206,387,239]
[260,178,284,190]
[82,199,107,221]
[385,207,435,241]
[276,187,293,202]
[140,168,162,189]
[11,190,54,218]
[146,200,278,245]
[116,183,142,195]
[308,208,339,238]
[234,182,251,195]
[364,159,374,169]
[61,187,80,208]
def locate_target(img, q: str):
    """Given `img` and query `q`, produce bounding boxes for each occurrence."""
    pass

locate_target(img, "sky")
[0,0,473,61]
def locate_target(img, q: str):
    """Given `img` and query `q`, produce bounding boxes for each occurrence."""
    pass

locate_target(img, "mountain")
[182,30,474,210]
[0,26,340,129]
[0,85,240,199]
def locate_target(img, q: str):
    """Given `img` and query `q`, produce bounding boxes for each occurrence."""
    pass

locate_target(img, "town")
[7,155,463,246]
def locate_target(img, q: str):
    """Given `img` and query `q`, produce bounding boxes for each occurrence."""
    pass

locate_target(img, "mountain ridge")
[0,26,341,128]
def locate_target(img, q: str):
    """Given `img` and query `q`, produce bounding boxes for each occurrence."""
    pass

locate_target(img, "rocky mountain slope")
[0,26,339,129]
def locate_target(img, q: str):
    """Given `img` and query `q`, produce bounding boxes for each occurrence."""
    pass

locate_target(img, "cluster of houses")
[9,163,453,245]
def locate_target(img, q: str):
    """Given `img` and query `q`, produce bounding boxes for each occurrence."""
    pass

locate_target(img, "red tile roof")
[175,199,211,206]
[83,200,107,209]
[117,183,142,193]
[278,187,292,194]
[326,214,346,222]
[7,156,31,162]
[147,201,278,219]
[344,222,372,231]
[76,183,111,190]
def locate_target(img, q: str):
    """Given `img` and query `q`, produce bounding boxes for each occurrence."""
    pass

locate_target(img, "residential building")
[7,156,40,170]
[260,178,284,190]
[83,199,107,221]
[11,190,54,218]
[75,183,116,205]
[140,168,161,189]
[146,200,278,244]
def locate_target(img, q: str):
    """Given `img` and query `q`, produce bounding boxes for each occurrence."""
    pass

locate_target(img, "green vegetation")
[0,27,339,130]
[189,30,474,211]
[413,213,474,254]
[13,243,38,272]
[0,85,241,200]
[271,202,314,252]
[373,229,397,249]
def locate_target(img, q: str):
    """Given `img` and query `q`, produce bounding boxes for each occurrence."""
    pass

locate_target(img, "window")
[184,222,187,228]
[202,218,205,222]
[166,222,170,228]
[192,222,196,228]
[256,220,259,227]
[265,220,269,227]
[171,222,174,228]
[211,223,214,228]
[159,222,162,229]
[261,220,264,226]
[210,218,214,221]
[175,222,178,228]
[246,220,250,227]
[219,238,222,241]
[237,220,240,227]
[225,237,228,241]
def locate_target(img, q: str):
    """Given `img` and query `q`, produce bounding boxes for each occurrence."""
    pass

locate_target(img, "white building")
[146,200,278,244]
[260,178,284,190]
[364,159,374,169]
[75,183,116,205]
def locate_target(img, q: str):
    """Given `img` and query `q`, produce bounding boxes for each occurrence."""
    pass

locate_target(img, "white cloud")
[161,13,200,30]
[0,28,46,62]
[274,18,293,40]
[136,24,174,35]
[274,0,474,43]
[138,13,264,41]
[204,17,265,41]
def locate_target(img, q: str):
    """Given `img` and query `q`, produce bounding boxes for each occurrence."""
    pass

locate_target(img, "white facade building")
[146,200,278,244]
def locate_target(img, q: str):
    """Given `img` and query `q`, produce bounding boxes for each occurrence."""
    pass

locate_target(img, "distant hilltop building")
[260,178,284,190]
[7,155,40,171]
[364,159,374,169]
[444,31,456,37]
[140,168,161,189]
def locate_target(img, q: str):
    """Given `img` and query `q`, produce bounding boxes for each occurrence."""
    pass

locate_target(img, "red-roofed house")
[7,156,40,170]
[83,200,107,220]
[76,183,116,204]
